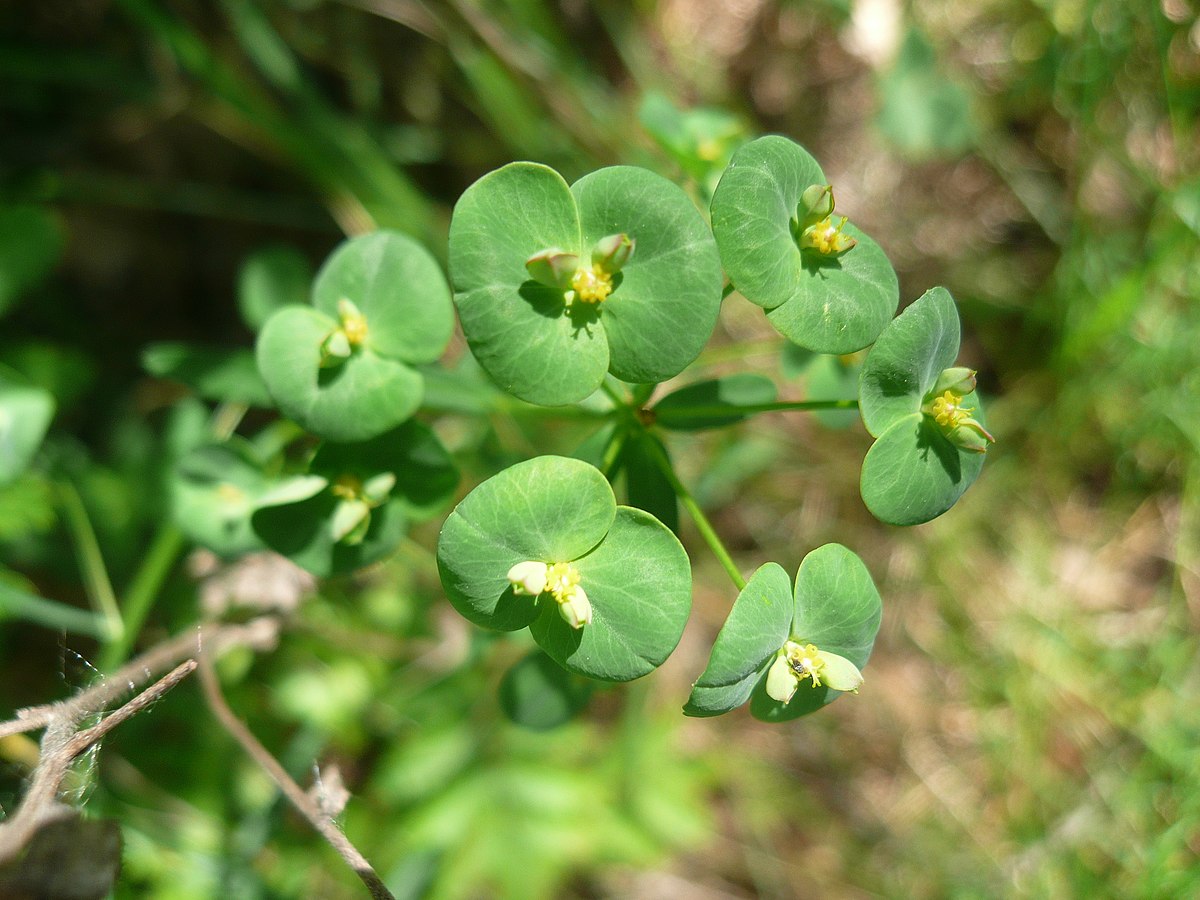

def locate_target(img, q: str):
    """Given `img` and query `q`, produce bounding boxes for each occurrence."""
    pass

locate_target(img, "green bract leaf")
[448,163,722,406]
[311,231,453,366]
[257,306,423,442]
[571,166,723,384]
[437,456,616,631]
[449,163,603,407]
[860,406,988,526]
[171,441,269,558]
[711,136,898,354]
[750,543,883,723]
[858,287,991,525]
[684,562,793,717]
[237,244,312,331]
[256,231,452,441]
[528,506,691,681]
[0,367,55,485]
[498,649,594,730]
[436,455,691,681]
[858,286,961,437]
[252,421,456,578]
[653,374,776,430]
[142,343,272,407]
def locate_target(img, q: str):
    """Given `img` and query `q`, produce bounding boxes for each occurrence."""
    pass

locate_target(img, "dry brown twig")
[0,615,394,899]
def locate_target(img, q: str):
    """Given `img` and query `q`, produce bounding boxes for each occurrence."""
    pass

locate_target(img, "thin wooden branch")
[0,661,197,864]
[196,653,394,900]
[0,618,281,868]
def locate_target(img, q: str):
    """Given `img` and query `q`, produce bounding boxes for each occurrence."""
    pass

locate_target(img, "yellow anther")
[785,641,828,688]
[801,216,856,256]
[929,390,974,429]
[544,562,581,604]
[570,266,613,304]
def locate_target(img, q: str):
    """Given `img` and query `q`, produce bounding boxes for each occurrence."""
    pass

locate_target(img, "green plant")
[1,131,996,895]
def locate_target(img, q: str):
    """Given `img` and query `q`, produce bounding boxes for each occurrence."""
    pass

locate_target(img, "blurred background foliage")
[2,0,1199,897]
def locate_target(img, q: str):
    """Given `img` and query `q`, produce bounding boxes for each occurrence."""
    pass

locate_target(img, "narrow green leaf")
[237,244,311,331]
[0,368,55,485]
[142,343,272,407]
[654,374,777,430]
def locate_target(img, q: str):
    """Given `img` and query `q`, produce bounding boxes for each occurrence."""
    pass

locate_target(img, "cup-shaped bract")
[448,163,723,406]
[858,287,991,526]
[251,420,457,578]
[436,455,692,681]
[686,544,882,722]
[710,136,899,354]
[256,231,454,442]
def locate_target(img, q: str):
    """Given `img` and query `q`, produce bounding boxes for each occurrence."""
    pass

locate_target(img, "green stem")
[599,379,627,407]
[0,580,110,639]
[99,524,186,671]
[654,398,858,423]
[56,482,124,642]
[643,438,746,591]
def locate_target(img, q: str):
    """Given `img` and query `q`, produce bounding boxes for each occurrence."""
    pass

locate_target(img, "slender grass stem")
[56,482,123,643]
[643,438,746,591]
[599,424,629,479]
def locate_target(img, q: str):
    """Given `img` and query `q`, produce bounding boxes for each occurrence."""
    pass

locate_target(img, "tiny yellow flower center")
[801,217,855,256]
[544,562,581,604]
[331,473,363,501]
[570,266,613,304]
[929,390,974,429]
[338,298,370,346]
[785,641,828,688]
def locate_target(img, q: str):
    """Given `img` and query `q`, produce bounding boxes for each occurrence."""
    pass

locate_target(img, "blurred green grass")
[2,0,1199,897]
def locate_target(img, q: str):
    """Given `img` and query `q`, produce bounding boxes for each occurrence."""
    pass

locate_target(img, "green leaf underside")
[684,562,793,717]
[311,420,458,522]
[859,286,961,437]
[256,306,422,442]
[498,649,594,730]
[312,231,453,366]
[711,136,898,354]
[142,343,272,407]
[172,441,269,558]
[752,543,883,722]
[436,456,616,631]
[860,406,987,526]
[654,374,777,430]
[571,166,723,383]
[252,490,407,578]
[238,244,311,332]
[529,506,691,681]
[449,163,606,406]
[0,371,55,485]
[251,423,455,577]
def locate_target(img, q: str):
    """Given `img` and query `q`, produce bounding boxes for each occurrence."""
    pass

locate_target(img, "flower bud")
[798,184,835,222]
[507,560,549,596]
[557,584,592,629]
[591,233,635,274]
[320,329,352,366]
[525,248,580,289]
[931,367,978,397]
[816,650,864,693]
[946,420,996,454]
